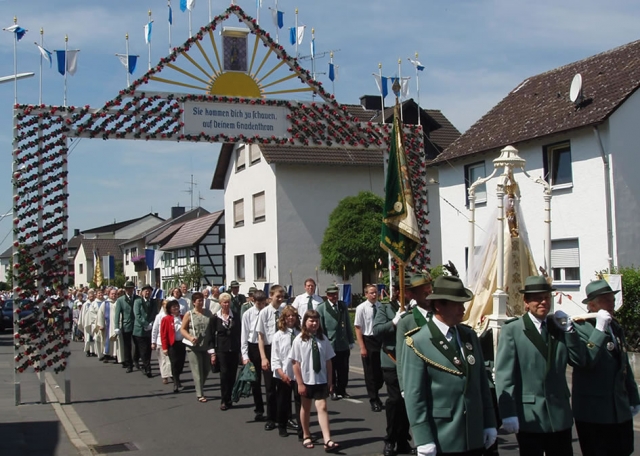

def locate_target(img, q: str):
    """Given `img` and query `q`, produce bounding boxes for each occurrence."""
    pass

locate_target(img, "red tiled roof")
[437,39,640,164]
[161,211,224,250]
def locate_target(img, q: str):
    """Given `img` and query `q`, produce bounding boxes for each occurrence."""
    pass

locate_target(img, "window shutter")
[234,199,244,226]
[250,145,261,164]
[254,192,265,221]
[551,239,579,268]
[236,146,246,170]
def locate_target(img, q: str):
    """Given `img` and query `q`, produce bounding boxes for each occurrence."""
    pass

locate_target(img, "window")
[543,141,572,188]
[233,199,244,227]
[255,252,267,281]
[79,264,83,274]
[253,192,265,223]
[235,255,245,281]
[125,248,130,265]
[464,161,487,205]
[131,247,137,257]
[551,238,580,285]
[249,145,261,165]
[236,145,246,172]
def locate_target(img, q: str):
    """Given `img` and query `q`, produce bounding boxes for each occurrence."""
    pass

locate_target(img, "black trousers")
[133,333,152,373]
[121,331,133,368]
[248,343,264,414]
[332,349,350,396]
[168,342,186,383]
[218,350,239,406]
[362,336,383,402]
[275,378,301,429]
[382,368,411,445]
[516,429,573,456]
[575,419,634,456]
[261,344,277,422]
[133,336,140,364]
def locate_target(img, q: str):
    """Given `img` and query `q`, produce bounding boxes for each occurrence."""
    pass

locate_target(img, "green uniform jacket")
[495,314,586,433]
[133,298,156,337]
[231,293,246,316]
[114,294,140,333]
[317,300,353,352]
[373,301,400,369]
[572,319,640,424]
[402,319,496,451]
[396,307,429,390]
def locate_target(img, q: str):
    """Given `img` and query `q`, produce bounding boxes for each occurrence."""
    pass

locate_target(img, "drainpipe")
[593,126,615,271]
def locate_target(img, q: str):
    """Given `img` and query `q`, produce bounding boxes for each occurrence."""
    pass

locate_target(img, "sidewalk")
[0,335,81,456]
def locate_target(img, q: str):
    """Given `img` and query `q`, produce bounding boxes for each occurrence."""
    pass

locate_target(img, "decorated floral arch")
[11,4,430,377]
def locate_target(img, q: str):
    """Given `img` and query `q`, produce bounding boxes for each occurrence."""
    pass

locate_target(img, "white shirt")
[354,300,381,336]
[432,317,465,357]
[256,304,285,346]
[292,293,323,316]
[241,306,261,361]
[271,329,299,380]
[151,309,166,345]
[290,333,336,385]
[172,316,184,341]
[526,312,545,335]
[178,298,189,316]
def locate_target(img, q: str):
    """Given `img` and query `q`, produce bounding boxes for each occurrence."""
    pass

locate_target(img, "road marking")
[342,398,363,404]
[44,372,97,456]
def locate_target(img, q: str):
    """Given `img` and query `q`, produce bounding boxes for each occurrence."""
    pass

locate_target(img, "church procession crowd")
[67,272,637,456]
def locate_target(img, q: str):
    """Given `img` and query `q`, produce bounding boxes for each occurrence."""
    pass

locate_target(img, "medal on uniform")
[453,357,461,365]
[606,342,615,351]
[465,342,473,351]
[467,355,476,365]
[439,340,448,350]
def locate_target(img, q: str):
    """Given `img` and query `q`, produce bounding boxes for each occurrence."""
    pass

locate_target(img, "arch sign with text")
[11,4,429,383]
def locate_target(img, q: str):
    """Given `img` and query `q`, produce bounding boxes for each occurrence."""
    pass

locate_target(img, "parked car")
[1,300,37,331]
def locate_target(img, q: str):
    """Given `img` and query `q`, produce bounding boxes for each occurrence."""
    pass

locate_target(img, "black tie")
[275,309,280,324]
[541,320,549,342]
[308,295,314,311]
[312,336,321,373]
[372,304,377,320]
[290,330,296,344]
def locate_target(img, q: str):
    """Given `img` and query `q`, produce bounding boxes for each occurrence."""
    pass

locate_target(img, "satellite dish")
[569,73,583,103]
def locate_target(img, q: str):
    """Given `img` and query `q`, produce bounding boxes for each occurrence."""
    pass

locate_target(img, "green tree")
[612,266,640,350]
[113,260,126,288]
[320,191,386,282]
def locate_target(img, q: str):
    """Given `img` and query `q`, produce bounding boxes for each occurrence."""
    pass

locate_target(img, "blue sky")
[1,0,639,254]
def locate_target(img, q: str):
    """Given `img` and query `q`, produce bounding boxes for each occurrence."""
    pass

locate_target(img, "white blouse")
[289,333,336,385]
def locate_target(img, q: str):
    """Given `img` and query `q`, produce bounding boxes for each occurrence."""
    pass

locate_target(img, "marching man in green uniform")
[495,276,586,456]
[572,279,640,456]
[317,285,354,400]
[396,272,432,392]
[114,281,143,373]
[402,276,497,456]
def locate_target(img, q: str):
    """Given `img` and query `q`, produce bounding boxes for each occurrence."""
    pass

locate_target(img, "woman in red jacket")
[161,299,185,393]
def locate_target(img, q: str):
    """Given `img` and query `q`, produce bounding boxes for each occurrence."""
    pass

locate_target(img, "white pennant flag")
[187,0,196,11]
[296,26,305,45]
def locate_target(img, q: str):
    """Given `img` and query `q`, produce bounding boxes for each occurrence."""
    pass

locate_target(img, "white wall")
[437,127,610,313]
[74,244,91,287]
[224,144,279,294]
[198,219,225,286]
[275,164,384,294]
[607,88,640,267]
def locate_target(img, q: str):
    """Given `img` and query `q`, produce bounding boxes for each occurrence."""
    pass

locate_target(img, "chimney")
[360,95,382,111]
[171,206,186,219]
[73,229,80,237]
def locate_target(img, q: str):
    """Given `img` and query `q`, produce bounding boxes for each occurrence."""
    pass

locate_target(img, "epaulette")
[503,317,519,325]
[400,312,413,320]
[404,326,421,338]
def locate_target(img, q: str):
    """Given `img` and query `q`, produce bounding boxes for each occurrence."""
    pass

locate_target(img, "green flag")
[380,102,420,264]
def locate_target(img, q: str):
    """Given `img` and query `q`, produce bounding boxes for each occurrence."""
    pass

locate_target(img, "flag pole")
[415,52,421,127]
[257,0,260,26]
[13,16,17,105]
[148,10,152,71]
[295,8,298,58]
[168,0,172,52]
[275,0,279,44]
[208,0,212,22]
[398,58,403,122]
[125,33,130,87]
[311,28,315,79]
[379,63,384,124]
[63,34,68,107]
[189,6,192,38]
[38,28,43,105]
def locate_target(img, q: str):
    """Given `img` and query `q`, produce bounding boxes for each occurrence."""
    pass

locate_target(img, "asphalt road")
[5,331,640,455]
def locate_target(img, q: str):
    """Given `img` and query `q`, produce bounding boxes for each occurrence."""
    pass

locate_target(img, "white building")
[431,39,640,314]
[211,99,460,296]
[0,247,11,285]
[73,238,125,287]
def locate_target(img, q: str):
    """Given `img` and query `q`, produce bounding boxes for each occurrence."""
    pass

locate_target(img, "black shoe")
[173,385,179,393]
[85,352,91,357]
[126,367,133,373]
[220,403,229,411]
[371,401,382,412]
[286,419,299,430]
[330,392,339,401]
[146,372,153,378]
[134,363,140,370]
[396,443,416,455]
[383,441,396,456]
[254,413,265,422]
[278,427,288,437]
[98,357,105,362]
[264,421,276,431]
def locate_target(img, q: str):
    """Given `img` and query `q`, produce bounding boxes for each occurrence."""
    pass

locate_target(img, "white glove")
[145,323,153,331]
[595,309,612,332]
[553,310,573,332]
[392,310,406,326]
[631,405,640,416]
[502,416,519,434]
[417,443,437,456]
[483,428,497,448]
[114,328,120,335]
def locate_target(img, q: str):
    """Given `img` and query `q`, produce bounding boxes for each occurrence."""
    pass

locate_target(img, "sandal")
[198,396,208,403]
[324,440,339,453]
[302,437,314,449]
